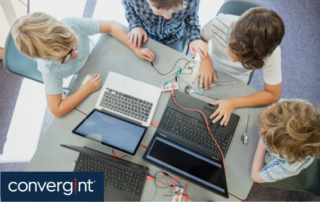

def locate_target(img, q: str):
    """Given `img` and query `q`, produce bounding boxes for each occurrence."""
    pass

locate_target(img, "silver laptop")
[95,72,161,127]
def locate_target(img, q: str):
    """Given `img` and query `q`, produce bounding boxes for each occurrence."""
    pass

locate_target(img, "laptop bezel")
[142,133,229,198]
[72,109,148,156]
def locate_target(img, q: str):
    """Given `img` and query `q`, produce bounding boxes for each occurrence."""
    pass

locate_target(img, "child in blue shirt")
[12,12,155,117]
[251,100,320,182]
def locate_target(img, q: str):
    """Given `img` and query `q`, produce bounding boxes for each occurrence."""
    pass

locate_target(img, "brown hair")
[258,100,320,163]
[147,0,184,10]
[11,12,78,60]
[228,7,285,70]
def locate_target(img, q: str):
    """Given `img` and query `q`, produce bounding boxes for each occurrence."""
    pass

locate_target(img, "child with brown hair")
[251,100,320,183]
[197,7,285,126]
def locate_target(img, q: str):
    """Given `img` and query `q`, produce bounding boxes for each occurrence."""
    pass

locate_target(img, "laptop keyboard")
[75,153,145,197]
[159,108,232,155]
[99,88,153,123]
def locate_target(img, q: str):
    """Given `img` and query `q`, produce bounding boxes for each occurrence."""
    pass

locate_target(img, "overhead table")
[26,24,267,201]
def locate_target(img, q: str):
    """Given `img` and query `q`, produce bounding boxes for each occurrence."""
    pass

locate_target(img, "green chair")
[3,24,74,89]
[259,158,320,196]
[216,0,266,85]
[3,26,43,84]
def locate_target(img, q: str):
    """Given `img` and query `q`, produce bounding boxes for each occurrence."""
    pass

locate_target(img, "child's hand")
[134,47,155,62]
[83,73,102,94]
[210,98,235,126]
[127,27,148,48]
[189,40,209,59]
[193,60,218,89]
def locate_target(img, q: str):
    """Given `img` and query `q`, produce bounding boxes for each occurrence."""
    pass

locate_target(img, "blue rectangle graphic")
[1,172,104,201]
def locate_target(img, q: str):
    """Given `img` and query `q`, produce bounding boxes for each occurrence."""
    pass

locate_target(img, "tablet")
[72,109,147,156]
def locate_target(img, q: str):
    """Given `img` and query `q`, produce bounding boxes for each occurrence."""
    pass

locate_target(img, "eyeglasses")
[61,46,77,64]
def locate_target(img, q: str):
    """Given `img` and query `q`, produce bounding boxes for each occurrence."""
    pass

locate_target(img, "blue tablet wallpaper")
[75,110,146,154]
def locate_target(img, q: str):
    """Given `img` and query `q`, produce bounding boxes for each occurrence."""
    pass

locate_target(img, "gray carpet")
[249,0,320,106]
[1,0,320,200]
[0,60,23,155]
[243,0,320,200]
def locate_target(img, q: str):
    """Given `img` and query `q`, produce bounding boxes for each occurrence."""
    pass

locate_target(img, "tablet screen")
[145,136,227,195]
[73,110,146,155]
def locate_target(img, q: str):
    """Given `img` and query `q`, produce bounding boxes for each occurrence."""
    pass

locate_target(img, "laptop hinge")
[101,109,144,126]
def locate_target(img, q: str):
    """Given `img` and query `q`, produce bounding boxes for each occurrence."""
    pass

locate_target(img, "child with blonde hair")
[251,100,320,183]
[12,12,154,117]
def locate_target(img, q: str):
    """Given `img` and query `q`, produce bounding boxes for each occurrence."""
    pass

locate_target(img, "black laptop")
[61,145,149,201]
[143,91,240,198]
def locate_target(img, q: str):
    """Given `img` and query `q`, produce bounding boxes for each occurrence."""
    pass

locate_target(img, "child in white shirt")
[195,8,285,126]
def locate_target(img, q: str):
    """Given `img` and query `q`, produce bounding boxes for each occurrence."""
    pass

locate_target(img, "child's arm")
[193,54,218,89]
[46,74,101,117]
[210,82,282,125]
[184,0,208,59]
[251,136,267,183]
[98,20,154,62]
[121,0,147,48]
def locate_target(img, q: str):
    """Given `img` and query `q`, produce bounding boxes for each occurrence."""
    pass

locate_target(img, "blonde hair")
[11,12,78,60]
[258,100,320,163]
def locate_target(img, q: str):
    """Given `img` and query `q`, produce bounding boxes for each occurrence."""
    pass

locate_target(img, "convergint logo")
[8,178,95,196]
[1,172,104,201]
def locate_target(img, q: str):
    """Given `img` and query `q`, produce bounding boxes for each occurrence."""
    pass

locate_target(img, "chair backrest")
[216,0,265,85]
[259,158,320,196]
[217,0,265,16]
[3,25,43,83]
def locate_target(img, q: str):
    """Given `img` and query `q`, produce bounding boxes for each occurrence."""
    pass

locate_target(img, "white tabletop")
[26,25,267,201]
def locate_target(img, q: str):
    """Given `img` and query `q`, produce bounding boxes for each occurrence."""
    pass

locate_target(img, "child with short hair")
[251,100,320,183]
[197,8,285,126]
[122,0,209,57]
[12,12,154,117]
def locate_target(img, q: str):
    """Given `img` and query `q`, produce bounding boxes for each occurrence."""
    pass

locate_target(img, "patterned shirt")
[259,138,314,182]
[122,0,201,45]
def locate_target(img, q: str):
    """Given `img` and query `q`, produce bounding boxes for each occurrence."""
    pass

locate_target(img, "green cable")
[163,67,205,95]
[150,181,157,202]
[154,174,174,193]
[150,174,175,201]
[176,67,205,95]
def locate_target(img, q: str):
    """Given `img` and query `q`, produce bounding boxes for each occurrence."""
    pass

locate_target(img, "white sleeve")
[262,46,282,85]
[200,19,215,41]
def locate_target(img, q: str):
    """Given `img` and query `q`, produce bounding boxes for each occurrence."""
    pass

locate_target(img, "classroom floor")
[0,0,319,200]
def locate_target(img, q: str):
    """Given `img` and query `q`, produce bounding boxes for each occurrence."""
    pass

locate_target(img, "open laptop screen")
[73,109,147,155]
[143,136,228,198]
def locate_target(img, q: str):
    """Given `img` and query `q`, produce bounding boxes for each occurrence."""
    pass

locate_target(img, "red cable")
[147,174,195,202]
[111,149,127,158]
[151,122,159,127]
[170,90,226,171]
[111,145,146,158]
[185,181,188,202]
[182,195,195,202]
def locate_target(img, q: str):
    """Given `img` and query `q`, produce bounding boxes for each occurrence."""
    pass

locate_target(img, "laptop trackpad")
[104,187,138,201]
[122,79,143,96]
[200,106,224,129]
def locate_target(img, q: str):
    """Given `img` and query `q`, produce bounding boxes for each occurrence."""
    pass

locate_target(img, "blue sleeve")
[62,18,100,36]
[41,73,63,95]
[122,0,144,31]
[184,0,201,45]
